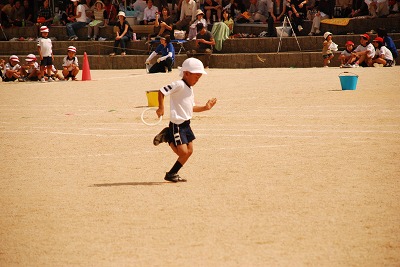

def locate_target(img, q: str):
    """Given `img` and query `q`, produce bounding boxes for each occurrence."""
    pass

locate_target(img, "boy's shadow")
[91,182,167,187]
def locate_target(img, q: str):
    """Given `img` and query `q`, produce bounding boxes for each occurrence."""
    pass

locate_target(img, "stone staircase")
[0,17,399,69]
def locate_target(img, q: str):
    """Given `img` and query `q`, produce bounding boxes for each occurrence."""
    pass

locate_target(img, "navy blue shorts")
[40,56,53,67]
[168,120,195,146]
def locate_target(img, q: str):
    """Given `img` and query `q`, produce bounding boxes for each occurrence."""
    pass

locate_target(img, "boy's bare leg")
[164,142,193,182]
[169,142,193,166]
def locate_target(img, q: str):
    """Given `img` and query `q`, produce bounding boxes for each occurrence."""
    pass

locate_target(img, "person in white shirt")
[66,0,88,40]
[62,46,80,80]
[20,54,40,81]
[37,26,54,82]
[143,0,158,24]
[153,58,217,182]
[371,36,394,67]
[175,0,197,31]
[348,33,375,67]
[365,0,389,17]
[2,55,22,82]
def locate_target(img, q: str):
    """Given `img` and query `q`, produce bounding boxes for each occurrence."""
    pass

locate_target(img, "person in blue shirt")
[145,35,175,73]
[376,28,398,60]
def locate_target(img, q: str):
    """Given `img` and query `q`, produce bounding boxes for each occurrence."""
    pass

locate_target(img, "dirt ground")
[0,66,399,266]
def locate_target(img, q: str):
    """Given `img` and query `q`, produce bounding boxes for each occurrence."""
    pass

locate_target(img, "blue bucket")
[339,72,358,90]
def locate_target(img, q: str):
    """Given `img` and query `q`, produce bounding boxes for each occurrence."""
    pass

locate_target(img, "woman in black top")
[110,11,133,56]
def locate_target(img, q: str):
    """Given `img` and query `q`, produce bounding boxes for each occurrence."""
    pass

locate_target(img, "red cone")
[82,52,91,81]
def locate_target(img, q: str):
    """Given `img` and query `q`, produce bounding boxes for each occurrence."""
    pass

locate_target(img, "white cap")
[179,58,207,77]
[10,55,20,62]
[68,46,77,53]
[196,9,204,16]
[323,31,332,39]
[118,11,126,17]
[40,26,49,33]
[25,54,37,61]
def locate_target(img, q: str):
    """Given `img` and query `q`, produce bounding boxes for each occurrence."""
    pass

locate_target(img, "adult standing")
[66,0,88,41]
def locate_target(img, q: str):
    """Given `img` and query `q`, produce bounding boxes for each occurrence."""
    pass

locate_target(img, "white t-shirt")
[4,62,21,76]
[143,5,158,21]
[26,62,39,74]
[76,4,88,23]
[341,49,352,57]
[376,46,393,61]
[354,43,375,58]
[160,80,195,125]
[37,37,53,57]
[62,56,79,71]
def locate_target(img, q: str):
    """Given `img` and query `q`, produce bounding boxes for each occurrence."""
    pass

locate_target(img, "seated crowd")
[0,0,398,79]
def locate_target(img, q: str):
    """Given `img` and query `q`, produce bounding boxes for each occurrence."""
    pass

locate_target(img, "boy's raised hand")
[206,98,217,110]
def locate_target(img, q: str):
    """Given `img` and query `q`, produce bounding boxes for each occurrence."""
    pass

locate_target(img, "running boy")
[153,57,217,182]
[62,46,80,80]
[37,26,54,82]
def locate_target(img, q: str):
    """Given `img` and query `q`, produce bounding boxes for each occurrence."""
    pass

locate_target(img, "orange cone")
[82,52,91,81]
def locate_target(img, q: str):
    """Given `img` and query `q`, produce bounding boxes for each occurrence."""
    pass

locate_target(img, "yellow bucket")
[146,90,159,107]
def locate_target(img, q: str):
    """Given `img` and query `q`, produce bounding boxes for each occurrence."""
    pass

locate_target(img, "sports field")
[1,67,399,266]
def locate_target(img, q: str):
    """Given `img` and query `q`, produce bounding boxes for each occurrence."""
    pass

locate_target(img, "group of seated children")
[322,30,397,68]
[1,46,80,83]
[339,32,397,68]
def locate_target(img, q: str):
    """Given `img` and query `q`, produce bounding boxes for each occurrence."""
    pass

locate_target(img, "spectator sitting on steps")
[186,23,215,68]
[66,0,88,41]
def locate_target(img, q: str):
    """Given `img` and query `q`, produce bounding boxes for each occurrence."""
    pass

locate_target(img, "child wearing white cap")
[322,31,335,67]
[153,57,217,182]
[2,55,22,82]
[21,54,40,81]
[37,26,54,82]
[62,46,80,80]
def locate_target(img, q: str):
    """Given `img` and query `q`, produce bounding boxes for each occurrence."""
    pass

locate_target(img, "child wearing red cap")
[371,37,394,67]
[62,46,80,80]
[348,33,375,67]
[153,58,217,182]
[340,41,355,68]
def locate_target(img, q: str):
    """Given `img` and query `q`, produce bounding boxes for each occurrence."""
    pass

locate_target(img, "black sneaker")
[164,172,187,182]
[153,127,169,146]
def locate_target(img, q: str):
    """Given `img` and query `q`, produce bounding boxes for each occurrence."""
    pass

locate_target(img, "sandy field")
[0,66,399,266]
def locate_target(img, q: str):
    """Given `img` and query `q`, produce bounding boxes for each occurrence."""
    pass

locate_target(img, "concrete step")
[0,52,366,70]
[1,17,399,42]
[2,33,399,56]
